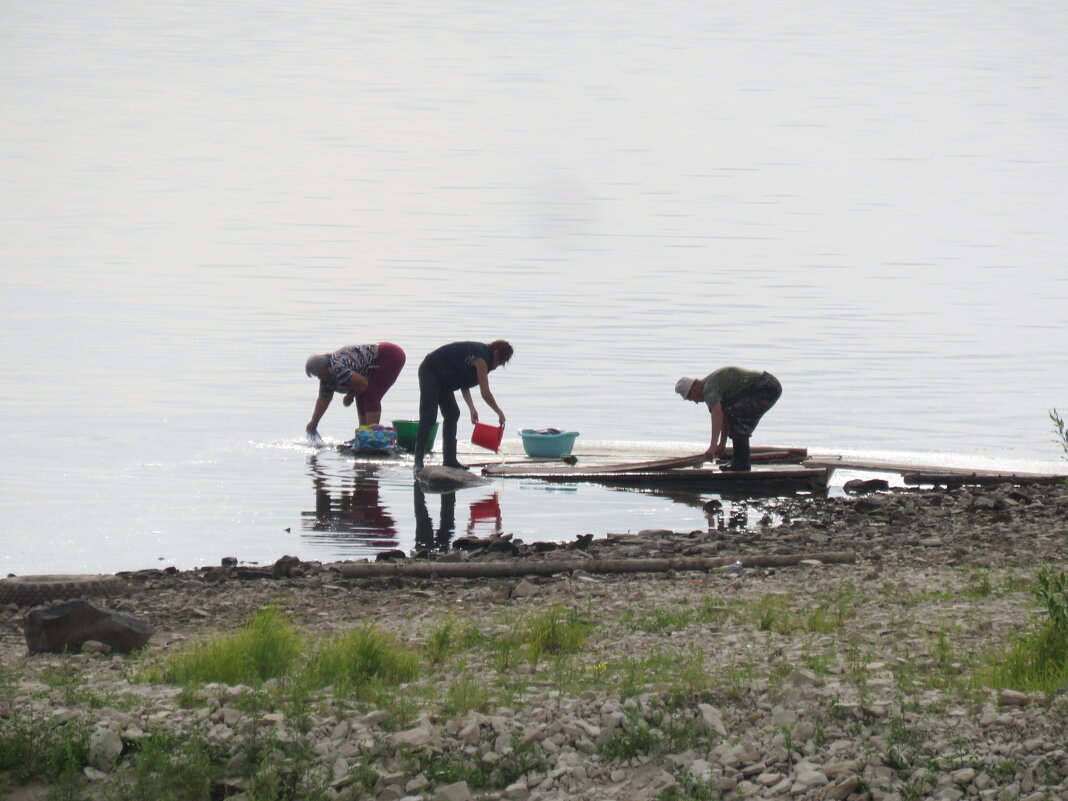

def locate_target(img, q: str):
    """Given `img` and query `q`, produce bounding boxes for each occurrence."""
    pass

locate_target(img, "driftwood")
[328,551,855,579]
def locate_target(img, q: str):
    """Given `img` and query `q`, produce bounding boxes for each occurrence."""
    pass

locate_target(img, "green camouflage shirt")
[701,366,763,407]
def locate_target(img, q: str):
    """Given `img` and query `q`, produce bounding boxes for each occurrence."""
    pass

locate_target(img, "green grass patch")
[149,606,304,687]
[106,730,218,801]
[622,606,696,633]
[0,711,91,783]
[979,567,1068,693]
[306,625,421,698]
[615,648,710,698]
[405,736,547,792]
[521,604,592,669]
[599,700,716,763]
[144,607,420,703]
[441,673,491,717]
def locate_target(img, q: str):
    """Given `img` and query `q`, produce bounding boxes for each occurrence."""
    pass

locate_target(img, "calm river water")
[2,0,1066,575]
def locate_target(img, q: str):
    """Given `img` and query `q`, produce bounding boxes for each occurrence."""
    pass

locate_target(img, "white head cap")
[675,377,698,398]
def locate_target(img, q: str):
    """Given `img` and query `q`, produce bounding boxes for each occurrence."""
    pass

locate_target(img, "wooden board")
[482,463,829,490]
[481,448,805,477]
[804,456,1064,481]
[482,454,706,477]
[902,472,1068,486]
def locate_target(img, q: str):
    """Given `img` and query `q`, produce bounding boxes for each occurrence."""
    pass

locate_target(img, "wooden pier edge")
[327,551,856,580]
[901,472,1068,486]
[804,456,1067,485]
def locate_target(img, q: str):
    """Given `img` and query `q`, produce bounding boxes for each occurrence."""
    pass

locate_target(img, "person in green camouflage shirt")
[674,367,782,471]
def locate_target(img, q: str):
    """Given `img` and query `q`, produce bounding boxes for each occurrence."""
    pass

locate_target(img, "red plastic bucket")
[471,422,505,452]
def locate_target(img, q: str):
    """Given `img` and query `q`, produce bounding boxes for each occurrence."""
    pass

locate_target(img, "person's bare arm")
[705,402,727,458]
[461,387,478,424]
[307,394,332,433]
[474,359,505,425]
[341,373,369,407]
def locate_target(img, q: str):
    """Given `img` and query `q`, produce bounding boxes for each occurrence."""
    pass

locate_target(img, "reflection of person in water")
[413,484,455,553]
[703,498,751,531]
[304,458,399,546]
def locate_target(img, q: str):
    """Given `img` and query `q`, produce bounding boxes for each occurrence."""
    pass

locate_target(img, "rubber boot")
[414,419,434,472]
[721,435,751,472]
[441,433,469,471]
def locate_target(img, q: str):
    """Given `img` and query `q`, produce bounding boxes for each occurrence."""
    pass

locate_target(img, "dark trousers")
[724,372,782,439]
[415,361,461,466]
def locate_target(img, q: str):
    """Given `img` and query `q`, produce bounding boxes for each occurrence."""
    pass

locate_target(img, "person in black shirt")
[415,340,513,471]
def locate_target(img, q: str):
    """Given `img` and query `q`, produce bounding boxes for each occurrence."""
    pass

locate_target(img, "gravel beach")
[2,480,1067,801]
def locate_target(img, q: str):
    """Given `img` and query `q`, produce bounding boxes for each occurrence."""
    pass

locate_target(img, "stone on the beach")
[697,703,727,736]
[24,600,154,654]
[843,478,890,494]
[417,466,491,492]
[503,779,530,800]
[88,726,124,770]
[510,579,539,599]
[827,775,863,800]
[999,689,1030,706]
[434,781,472,801]
[272,554,303,578]
[794,768,829,789]
[390,725,432,749]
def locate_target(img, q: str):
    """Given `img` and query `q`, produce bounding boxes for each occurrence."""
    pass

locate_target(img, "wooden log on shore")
[327,551,855,579]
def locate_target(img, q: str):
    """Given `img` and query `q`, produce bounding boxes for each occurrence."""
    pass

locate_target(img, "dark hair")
[488,339,513,366]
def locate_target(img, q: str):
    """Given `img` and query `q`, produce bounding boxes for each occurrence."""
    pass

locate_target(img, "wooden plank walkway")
[478,447,807,475]
[482,461,829,490]
[803,456,1066,485]
[476,449,1064,491]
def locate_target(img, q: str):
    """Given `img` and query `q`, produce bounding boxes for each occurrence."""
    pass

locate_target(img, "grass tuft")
[521,604,592,669]
[307,625,421,698]
[979,567,1068,693]
[152,606,304,687]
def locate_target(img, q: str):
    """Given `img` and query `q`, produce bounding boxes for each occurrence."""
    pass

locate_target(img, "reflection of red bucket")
[471,423,504,452]
[469,494,501,522]
[467,493,502,535]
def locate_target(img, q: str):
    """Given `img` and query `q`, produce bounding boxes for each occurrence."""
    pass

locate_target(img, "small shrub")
[633,607,695,633]
[307,625,420,697]
[980,567,1068,692]
[599,702,712,764]
[522,605,591,669]
[1051,408,1068,458]
[661,765,719,800]
[425,617,459,665]
[442,676,490,716]
[599,708,663,761]
[752,594,792,632]
[1035,566,1068,634]
[0,712,91,783]
[155,606,304,687]
[408,737,545,791]
[963,570,994,599]
[109,730,217,801]
[490,632,522,673]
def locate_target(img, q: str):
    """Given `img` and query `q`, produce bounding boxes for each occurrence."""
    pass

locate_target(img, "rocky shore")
[2,481,1067,801]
